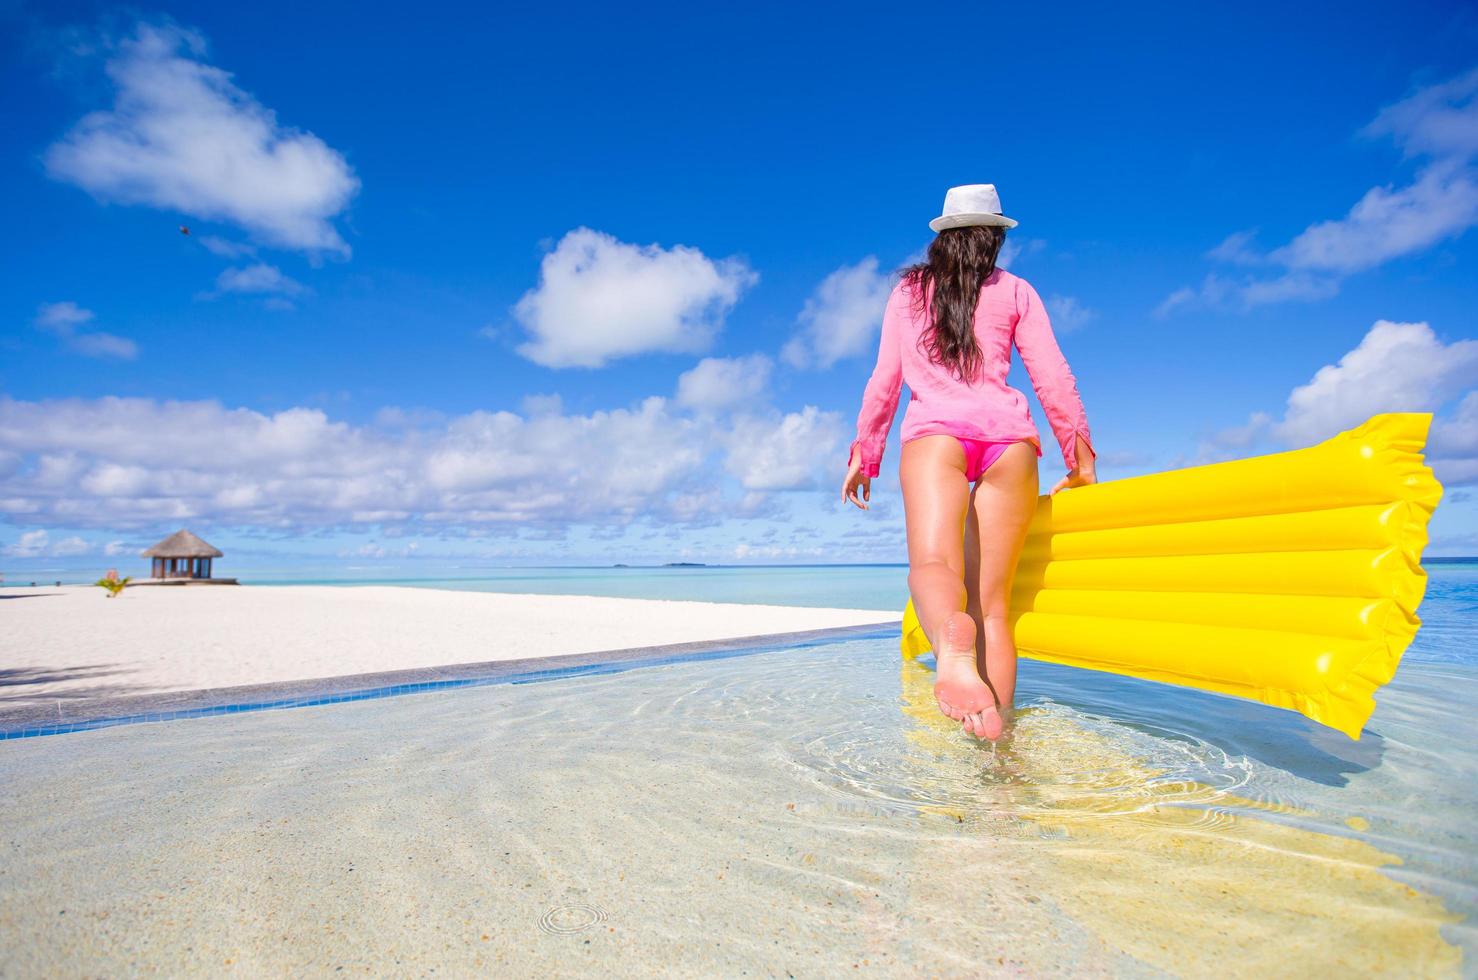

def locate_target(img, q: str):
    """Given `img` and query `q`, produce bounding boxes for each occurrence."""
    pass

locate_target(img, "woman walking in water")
[843,184,1097,742]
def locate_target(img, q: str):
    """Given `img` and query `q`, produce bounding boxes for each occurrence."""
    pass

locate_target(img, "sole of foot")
[932,611,1000,738]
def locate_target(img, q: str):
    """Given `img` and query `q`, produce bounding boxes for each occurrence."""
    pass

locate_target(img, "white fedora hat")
[929,184,1018,232]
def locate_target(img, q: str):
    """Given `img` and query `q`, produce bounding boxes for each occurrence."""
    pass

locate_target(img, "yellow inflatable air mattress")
[900,413,1442,739]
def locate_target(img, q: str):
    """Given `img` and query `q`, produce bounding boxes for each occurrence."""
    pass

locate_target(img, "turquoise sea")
[258,563,912,609]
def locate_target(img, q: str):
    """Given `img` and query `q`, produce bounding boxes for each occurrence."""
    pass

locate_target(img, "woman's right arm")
[1011,276,1096,490]
[848,284,906,479]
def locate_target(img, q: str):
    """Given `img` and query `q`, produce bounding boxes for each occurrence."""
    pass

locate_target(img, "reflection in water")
[876,657,1461,976]
[1016,658,1389,788]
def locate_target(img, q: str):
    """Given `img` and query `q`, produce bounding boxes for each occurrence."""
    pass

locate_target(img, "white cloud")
[1431,390,1478,486]
[1044,295,1096,332]
[5,530,51,558]
[69,333,140,359]
[35,301,95,332]
[675,355,773,412]
[732,542,826,561]
[52,536,92,557]
[519,394,563,418]
[997,237,1043,270]
[1236,273,1340,307]
[997,239,1020,269]
[1273,321,1478,447]
[1206,230,1266,266]
[1,530,96,558]
[1433,391,1478,455]
[1155,276,1223,318]
[723,407,844,491]
[0,393,841,533]
[1269,163,1478,274]
[213,263,306,296]
[1203,411,1275,454]
[32,302,138,360]
[1193,320,1478,484]
[1160,68,1478,313]
[782,256,895,369]
[339,540,420,560]
[45,22,359,256]
[513,228,756,368]
[1363,66,1478,160]
[1153,270,1338,317]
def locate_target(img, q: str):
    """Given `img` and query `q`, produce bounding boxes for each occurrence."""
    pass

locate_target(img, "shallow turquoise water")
[0,564,1473,974]
[255,563,912,609]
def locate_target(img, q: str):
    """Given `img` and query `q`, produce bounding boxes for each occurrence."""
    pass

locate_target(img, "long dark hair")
[902,225,1007,382]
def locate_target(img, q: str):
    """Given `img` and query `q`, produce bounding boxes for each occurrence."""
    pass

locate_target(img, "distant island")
[664,562,707,568]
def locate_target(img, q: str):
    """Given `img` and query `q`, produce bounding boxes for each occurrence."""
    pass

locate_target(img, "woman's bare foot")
[933,611,1001,739]
[962,703,1004,741]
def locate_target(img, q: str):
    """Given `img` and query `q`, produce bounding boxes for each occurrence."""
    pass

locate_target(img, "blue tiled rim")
[0,621,900,741]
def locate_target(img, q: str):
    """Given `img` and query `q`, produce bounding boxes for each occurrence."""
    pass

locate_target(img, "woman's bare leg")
[900,436,1000,739]
[962,441,1039,732]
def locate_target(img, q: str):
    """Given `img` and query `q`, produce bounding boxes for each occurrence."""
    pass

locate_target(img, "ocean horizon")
[8,558,1478,619]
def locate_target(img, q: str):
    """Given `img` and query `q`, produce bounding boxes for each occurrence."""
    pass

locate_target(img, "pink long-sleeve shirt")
[850,269,1094,477]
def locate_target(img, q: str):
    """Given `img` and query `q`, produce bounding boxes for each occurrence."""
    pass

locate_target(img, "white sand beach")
[0,585,894,707]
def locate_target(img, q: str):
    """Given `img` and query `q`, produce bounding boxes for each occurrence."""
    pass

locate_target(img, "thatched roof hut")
[144,529,223,559]
[143,529,223,580]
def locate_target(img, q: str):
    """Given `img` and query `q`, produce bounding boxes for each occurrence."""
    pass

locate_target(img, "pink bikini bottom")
[902,433,1030,482]
[956,437,1016,482]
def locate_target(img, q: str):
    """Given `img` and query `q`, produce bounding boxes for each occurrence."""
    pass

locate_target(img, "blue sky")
[3,0,1478,578]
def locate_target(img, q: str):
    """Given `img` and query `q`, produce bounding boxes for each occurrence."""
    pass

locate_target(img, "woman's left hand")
[1049,465,1096,495]
[1051,434,1098,495]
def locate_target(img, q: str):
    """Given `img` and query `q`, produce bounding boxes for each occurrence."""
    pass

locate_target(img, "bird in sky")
[179,225,190,236]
